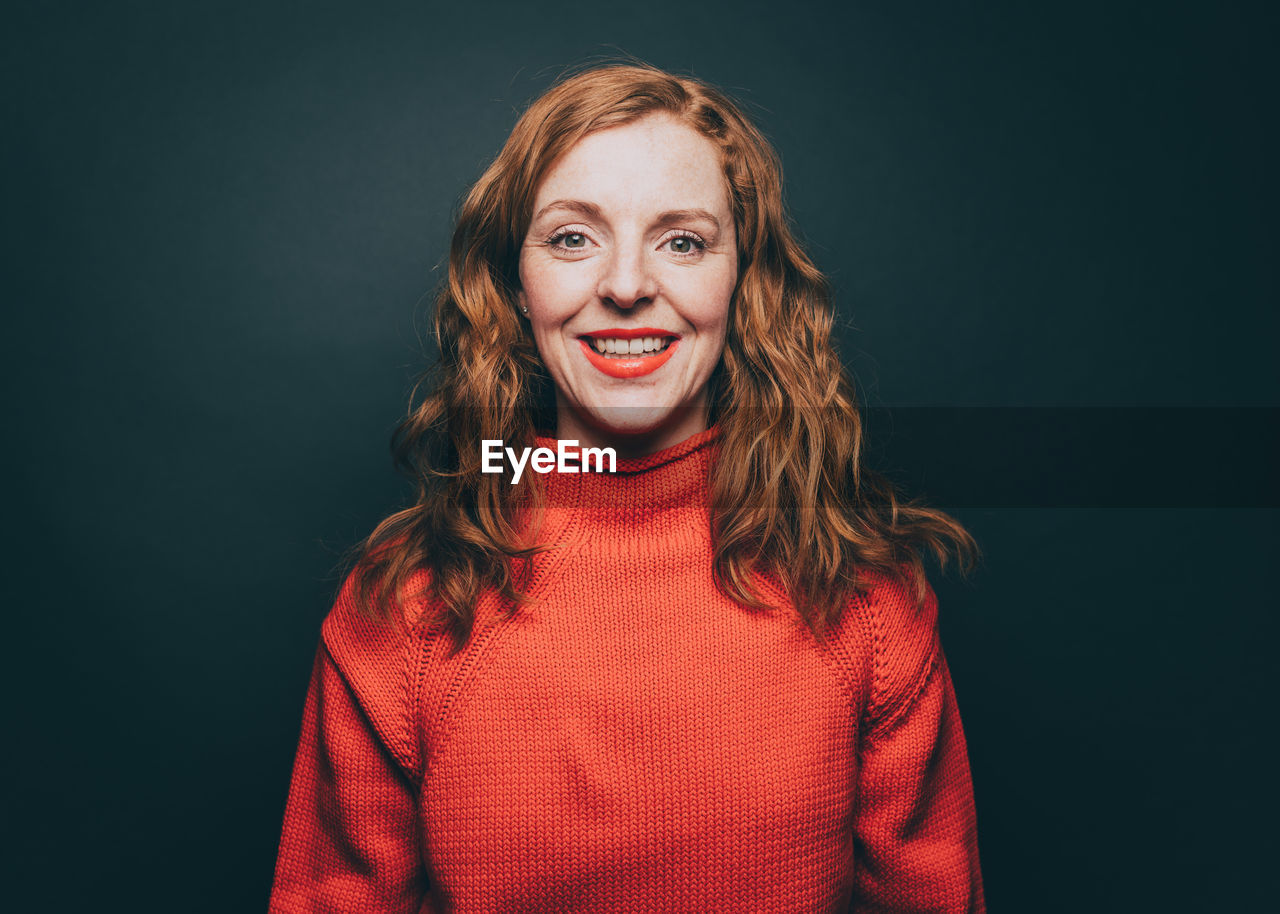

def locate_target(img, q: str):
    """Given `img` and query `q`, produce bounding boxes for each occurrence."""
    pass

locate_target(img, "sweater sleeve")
[849,571,985,913]
[269,573,429,913]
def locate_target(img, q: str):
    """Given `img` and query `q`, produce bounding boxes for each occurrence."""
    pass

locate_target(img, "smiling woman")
[270,62,985,913]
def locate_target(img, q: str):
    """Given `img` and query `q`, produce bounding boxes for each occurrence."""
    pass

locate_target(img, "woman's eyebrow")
[532,199,603,223]
[531,201,722,235]
[653,209,721,233]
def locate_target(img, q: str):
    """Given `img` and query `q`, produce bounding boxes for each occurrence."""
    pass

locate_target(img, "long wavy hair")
[344,61,978,651]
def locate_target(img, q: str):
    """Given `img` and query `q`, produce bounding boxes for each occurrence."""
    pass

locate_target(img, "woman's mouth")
[577,329,680,379]
[586,335,676,358]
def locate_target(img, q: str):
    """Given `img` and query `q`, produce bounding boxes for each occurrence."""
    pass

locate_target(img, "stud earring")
[520,305,529,315]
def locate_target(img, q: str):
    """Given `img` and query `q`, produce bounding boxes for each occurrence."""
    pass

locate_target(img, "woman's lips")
[578,336,680,379]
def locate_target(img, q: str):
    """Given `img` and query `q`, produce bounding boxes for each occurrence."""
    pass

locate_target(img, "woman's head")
[444,62,821,453]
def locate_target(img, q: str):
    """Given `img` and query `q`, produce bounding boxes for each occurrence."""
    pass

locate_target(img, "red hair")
[345,62,978,651]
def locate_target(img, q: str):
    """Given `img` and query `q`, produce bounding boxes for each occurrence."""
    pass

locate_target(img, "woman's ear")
[516,288,529,316]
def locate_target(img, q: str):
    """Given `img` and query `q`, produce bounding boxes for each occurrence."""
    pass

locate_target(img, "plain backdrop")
[7,1,1277,911]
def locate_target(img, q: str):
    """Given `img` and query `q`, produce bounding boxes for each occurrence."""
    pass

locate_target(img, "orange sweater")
[270,427,984,913]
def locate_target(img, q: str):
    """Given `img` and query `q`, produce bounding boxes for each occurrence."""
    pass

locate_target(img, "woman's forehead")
[530,114,731,221]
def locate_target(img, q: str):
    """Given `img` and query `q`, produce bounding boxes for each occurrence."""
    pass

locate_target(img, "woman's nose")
[596,244,657,310]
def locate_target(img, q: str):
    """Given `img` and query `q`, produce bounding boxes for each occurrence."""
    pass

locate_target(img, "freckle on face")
[516,113,738,456]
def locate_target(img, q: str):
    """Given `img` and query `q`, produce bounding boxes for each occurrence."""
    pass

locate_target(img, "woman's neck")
[553,402,709,461]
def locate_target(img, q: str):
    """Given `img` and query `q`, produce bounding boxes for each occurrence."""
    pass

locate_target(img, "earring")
[520,305,529,314]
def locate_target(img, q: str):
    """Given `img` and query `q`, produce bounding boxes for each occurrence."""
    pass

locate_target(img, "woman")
[270,62,985,913]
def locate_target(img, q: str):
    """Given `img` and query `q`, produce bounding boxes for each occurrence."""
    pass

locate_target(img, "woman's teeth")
[590,337,673,357]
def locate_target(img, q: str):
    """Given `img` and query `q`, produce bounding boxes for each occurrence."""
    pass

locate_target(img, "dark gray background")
[8,1,1276,911]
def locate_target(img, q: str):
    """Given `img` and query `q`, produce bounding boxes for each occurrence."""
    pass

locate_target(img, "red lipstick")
[578,328,680,379]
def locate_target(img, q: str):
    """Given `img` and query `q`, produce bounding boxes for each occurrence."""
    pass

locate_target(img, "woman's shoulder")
[826,563,944,735]
[317,565,434,771]
[320,564,432,654]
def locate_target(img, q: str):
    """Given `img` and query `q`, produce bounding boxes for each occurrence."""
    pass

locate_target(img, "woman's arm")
[269,578,430,912]
[850,576,985,913]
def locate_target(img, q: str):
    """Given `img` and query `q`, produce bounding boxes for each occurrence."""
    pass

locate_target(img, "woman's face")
[517,112,738,457]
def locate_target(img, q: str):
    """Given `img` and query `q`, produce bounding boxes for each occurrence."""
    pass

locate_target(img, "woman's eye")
[665,234,704,255]
[548,231,590,251]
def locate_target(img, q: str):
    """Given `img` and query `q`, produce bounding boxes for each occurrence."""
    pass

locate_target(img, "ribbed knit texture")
[270,427,985,913]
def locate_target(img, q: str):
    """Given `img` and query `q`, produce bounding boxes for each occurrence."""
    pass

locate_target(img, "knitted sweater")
[270,426,984,913]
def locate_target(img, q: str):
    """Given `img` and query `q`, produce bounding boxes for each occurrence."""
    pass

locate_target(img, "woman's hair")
[345,61,978,651]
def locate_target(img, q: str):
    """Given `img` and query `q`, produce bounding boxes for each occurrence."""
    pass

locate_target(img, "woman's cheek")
[683,273,736,331]
[528,260,595,315]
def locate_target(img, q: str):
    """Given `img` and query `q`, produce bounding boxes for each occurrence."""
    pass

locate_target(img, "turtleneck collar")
[523,425,720,547]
